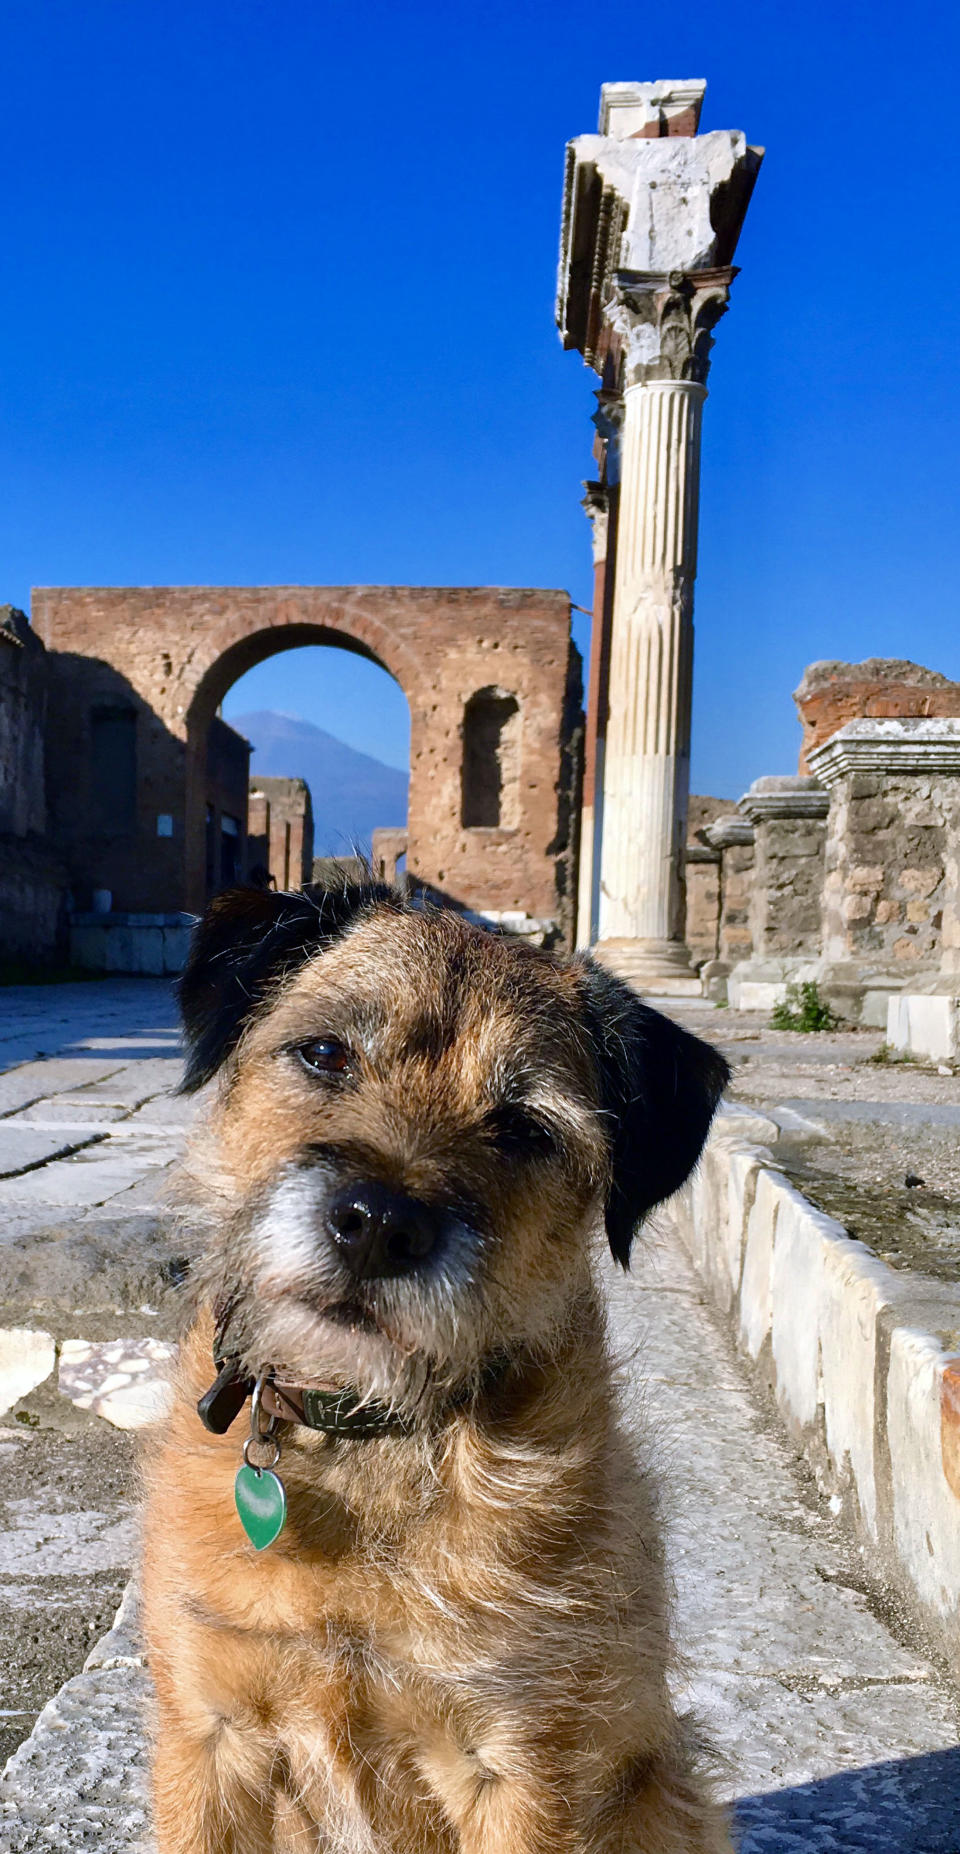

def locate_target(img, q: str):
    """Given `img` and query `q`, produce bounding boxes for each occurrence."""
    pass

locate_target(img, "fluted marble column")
[575,477,612,948]
[594,271,730,989]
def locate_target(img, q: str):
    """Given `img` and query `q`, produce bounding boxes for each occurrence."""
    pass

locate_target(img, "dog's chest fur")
[143,1313,666,1854]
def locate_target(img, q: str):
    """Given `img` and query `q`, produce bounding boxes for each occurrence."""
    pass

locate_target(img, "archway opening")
[198,638,410,901]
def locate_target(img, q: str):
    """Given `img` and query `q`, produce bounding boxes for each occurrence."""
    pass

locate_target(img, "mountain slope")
[230,710,408,858]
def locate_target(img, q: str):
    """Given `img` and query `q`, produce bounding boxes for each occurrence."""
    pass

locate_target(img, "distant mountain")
[230,710,408,858]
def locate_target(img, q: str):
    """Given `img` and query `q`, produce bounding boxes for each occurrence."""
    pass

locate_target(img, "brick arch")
[183,604,421,738]
[183,612,418,907]
[35,583,580,937]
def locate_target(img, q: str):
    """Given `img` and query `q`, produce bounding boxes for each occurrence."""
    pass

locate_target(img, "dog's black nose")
[326,1181,440,1281]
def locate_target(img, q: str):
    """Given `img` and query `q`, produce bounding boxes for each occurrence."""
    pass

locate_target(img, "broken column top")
[598,81,706,139]
[557,79,763,368]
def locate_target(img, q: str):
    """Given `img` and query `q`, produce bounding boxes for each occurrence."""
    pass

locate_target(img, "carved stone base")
[592,937,703,995]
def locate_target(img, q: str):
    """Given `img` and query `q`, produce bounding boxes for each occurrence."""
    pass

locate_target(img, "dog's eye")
[295,1038,351,1078]
[486,1106,556,1157]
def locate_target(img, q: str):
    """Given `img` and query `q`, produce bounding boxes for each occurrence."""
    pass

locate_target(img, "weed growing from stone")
[867,1042,917,1066]
[770,981,839,1034]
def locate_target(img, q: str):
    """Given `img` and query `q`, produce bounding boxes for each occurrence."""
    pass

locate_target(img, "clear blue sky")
[5,0,959,795]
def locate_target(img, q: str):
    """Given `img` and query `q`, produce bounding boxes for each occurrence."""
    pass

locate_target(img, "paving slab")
[0,1127,105,1178]
[0,1061,126,1116]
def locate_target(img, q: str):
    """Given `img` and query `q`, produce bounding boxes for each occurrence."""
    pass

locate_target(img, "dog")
[142,882,732,1854]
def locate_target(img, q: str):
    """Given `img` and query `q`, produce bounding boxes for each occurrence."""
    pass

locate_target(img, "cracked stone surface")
[0,980,959,1849]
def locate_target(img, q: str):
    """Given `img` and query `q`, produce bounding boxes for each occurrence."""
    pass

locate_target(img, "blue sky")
[4,0,959,794]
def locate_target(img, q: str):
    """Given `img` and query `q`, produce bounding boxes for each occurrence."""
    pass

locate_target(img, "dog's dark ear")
[579,960,731,1267]
[177,883,397,1093]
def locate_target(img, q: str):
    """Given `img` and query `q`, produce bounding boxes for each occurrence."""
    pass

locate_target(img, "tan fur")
[142,908,734,1853]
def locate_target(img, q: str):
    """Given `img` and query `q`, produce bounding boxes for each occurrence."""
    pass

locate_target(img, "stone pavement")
[0,980,959,1849]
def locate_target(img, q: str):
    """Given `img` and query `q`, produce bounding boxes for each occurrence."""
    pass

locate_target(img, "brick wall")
[34,587,581,941]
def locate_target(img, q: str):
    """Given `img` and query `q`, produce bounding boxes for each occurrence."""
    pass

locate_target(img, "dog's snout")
[326,1181,440,1280]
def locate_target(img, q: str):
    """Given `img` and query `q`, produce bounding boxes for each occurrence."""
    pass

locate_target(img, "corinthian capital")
[604,267,736,388]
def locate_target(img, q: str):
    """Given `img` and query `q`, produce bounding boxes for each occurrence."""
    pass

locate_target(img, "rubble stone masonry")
[808,722,960,978]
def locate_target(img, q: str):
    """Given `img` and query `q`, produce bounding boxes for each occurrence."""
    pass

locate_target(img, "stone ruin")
[688,657,960,1056]
[2,76,959,1067]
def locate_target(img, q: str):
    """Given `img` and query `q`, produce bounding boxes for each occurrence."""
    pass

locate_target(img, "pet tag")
[235,1459,287,1550]
[235,1372,286,1549]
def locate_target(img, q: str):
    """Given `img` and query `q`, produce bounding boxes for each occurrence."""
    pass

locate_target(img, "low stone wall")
[668,1108,960,1671]
[70,912,194,975]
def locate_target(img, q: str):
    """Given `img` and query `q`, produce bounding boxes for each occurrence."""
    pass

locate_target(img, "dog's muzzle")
[326,1179,446,1282]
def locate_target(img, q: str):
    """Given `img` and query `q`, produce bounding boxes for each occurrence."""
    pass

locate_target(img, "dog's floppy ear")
[177,882,398,1093]
[579,960,731,1267]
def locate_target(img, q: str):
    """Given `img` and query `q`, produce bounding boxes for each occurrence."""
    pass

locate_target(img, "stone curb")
[0,1585,152,1852]
[668,1108,960,1672]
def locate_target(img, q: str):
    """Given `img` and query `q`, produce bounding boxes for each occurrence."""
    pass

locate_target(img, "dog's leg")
[418,1732,735,1854]
[152,1710,281,1854]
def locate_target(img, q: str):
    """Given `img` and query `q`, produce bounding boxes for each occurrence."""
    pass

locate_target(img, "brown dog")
[142,884,732,1854]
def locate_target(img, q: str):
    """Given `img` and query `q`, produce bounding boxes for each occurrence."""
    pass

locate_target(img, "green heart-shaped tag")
[235,1463,287,1550]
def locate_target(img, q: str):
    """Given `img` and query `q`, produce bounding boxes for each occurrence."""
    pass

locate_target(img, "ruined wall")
[205,716,251,894]
[685,796,736,967]
[248,775,314,891]
[738,777,829,961]
[795,660,960,774]
[816,769,954,975]
[35,587,582,941]
[0,609,66,960]
[0,608,46,838]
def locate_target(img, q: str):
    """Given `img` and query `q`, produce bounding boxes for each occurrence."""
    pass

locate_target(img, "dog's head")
[177,886,729,1411]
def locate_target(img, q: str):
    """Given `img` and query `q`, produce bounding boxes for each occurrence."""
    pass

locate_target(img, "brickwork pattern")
[795,660,960,774]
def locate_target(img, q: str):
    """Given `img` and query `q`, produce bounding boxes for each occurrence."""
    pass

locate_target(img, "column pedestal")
[592,935,704,993]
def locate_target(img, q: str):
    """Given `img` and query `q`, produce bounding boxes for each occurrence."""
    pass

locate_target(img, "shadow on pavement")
[736,1746,960,1851]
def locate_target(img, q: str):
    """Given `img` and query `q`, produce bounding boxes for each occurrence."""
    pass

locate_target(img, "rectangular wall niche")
[90,705,137,834]
[461,689,521,829]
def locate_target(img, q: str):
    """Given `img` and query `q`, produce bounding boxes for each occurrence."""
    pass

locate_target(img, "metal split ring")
[245,1371,281,1470]
[242,1433,282,1472]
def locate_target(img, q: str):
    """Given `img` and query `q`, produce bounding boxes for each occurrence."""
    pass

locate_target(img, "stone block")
[738,1168,783,1363]
[161,924,192,973]
[69,923,107,969]
[902,867,941,896]
[888,991,960,1063]
[0,1326,56,1415]
[769,1187,839,1433]
[860,986,900,1029]
[818,1238,890,1540]
[887,1326,960,1639]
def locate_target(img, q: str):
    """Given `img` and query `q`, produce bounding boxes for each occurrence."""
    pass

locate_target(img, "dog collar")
[197,1355,413,1439]
[198,1349,513,1441]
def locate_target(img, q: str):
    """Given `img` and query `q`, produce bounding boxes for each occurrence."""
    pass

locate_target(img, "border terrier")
[142,883,731,1853]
